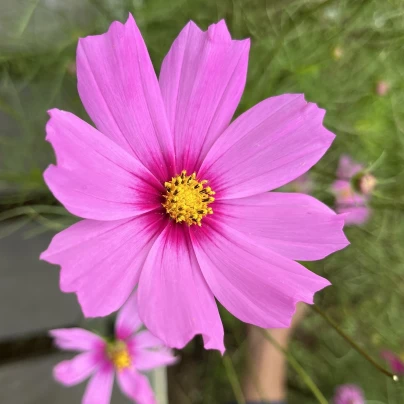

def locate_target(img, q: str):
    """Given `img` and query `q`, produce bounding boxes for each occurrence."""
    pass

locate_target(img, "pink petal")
[49,328,105,352]
[115,291,142,341]
[337,155,363,179]
[82,365,114,404]
[53,352,100,386]
[45,109,162,221]
[215,192,349,261]
[381,351,404,375]
[41,213,166,318]
[134,330,164,349]
[159,20,249,173]
[138,223,225,353]
[337,205,370,225]
[117,369,156,404]
[77,14,174,182]
[331,180,370,225]
[134,347,177,372]
[190,218,330,328]
[199,94,335,199]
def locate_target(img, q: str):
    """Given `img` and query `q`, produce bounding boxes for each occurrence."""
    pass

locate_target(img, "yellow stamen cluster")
[107,341,131,371]
[162,170,215,226]
[340,187,354,199]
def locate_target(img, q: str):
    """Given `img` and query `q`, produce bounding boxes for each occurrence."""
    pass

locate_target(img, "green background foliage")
[1,0,404,402]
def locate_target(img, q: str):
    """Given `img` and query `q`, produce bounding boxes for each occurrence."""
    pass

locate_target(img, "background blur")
[1,0,404,403]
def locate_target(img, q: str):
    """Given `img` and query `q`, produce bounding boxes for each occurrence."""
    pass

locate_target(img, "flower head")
[381,350,404,375]
[50,292,176,404]
[333,384,365,404]
[41,15,349,353]
[332,155,374,225]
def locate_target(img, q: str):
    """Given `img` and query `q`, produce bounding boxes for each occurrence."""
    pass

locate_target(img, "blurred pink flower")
[332,155,374,225]
[376,80,390,96]
[50,292,176,404]
[41,14,349,353]
[381,350,404,375]
[333,384,365,404]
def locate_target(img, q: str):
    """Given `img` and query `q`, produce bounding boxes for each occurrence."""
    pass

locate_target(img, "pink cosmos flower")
[41,15,349,353]
[332,155,374,225]
[51,292,176,404]
[333,384,365,404]
[376,80,390,96]
[381,350,404,375]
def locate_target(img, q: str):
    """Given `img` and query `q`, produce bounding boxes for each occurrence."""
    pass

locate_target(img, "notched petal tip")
[289,93,331,129]
[126,12,136,23]
[301,98,335,143]
[42,163,54,180]
[145,325,225,355]
[47,108,61,118]
[39,249,50,262]
[45,109,63,142]
[295,277,332,310]
[206,19,250,46]
[206,338,226,356]
[42,164,59,192]
[79,13,136,44]
[208,19,231,42]
[337,213,352,245]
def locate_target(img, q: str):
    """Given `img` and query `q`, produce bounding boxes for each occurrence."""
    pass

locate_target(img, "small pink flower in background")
[287,173,314,194]
[333,384,365,404]
[51,293,176,404]
[41,14,349,353]
[381,350,404,375]
[376,80,390,96]
[332,155,376,225]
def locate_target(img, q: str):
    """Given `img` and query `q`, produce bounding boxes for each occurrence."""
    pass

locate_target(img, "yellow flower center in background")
[163,170,215,226]
[107,341,131,371]
[340,186,354,199]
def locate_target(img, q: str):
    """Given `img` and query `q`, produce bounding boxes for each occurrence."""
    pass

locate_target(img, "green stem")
[15,0,40,37]
[259,329,328,404]
[222,355,246,404]
[311,305,398,381]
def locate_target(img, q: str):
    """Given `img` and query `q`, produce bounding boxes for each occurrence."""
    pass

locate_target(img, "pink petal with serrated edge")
[199,94,335,199]
[159,20,249,173]
[77,14,175,181]
[215,192,349,261]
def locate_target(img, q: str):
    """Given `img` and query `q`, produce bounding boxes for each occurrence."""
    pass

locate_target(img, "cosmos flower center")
[107,341,131,371]
[340,186,354,199]
[162,170,215,226]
